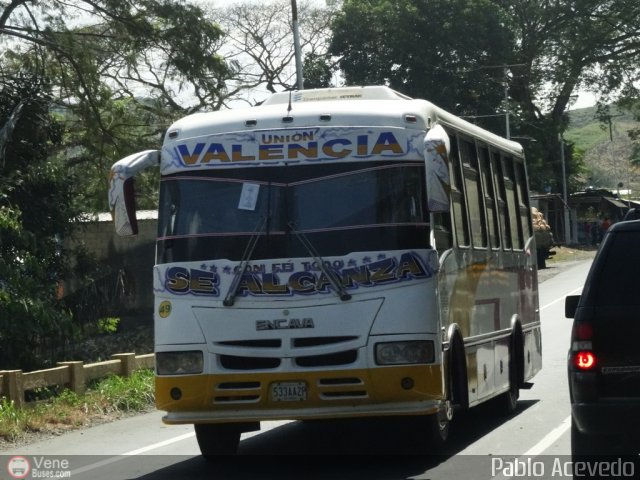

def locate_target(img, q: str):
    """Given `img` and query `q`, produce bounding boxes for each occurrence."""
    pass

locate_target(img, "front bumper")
[157,364,443,424]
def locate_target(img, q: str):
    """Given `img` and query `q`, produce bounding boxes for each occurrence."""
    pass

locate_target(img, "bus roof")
[262,85,413,104]
[165,86,523,157]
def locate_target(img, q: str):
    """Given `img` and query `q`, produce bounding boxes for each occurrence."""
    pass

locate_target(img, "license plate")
[270,381,307,402]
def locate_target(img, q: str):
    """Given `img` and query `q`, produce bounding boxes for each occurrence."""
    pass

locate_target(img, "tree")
[493,0,640,192]
[0,74,85,369]
[329,0,514,132]
[328,0,640,194]
[0,0,232,212]
[0,0,234,369]
[303,51,336,89]
[211,0,337,105]
[0,0,230,114]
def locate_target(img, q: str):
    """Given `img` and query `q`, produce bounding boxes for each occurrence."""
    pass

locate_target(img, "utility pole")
[504,66,510,140]
[291,0,304,90]
[606,113,625,201]
[559,134,571,244]
[467,63,525,140]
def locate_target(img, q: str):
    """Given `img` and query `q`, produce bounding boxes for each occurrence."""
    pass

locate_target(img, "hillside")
[565,104,639,196]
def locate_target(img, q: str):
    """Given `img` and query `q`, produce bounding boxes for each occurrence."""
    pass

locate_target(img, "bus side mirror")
[623,208,640,221]
[565,295,580,318]
[108,150,160,236]
[423,124,451,213]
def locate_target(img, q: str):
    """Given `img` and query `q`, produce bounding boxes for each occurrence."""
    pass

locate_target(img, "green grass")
[0,369,154,445]
[566,105,638,155]
[548,245,597,264]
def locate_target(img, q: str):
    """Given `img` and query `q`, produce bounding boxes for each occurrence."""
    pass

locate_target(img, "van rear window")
[593,231,640,306]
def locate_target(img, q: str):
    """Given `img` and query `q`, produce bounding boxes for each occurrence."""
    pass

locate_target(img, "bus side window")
[501,156,524,250]
[449,134,470,247]
[433,212,453,251]
[459,136,487,249]
[478,144,500,250]
[514,162,533,239]
[492,151,512,250]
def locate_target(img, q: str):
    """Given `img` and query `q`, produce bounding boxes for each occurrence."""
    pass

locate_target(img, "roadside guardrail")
[0,353,154,408]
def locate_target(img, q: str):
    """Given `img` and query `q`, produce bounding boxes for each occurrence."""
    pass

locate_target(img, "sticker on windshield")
[238,183,260,211]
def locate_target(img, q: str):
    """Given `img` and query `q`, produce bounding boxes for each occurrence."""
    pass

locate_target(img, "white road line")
[523,415,571,457]
[69,431,195,476]
[491,416,571,480]
[491,282,585,479]
[68,420,290,476]
[540,286,582,311]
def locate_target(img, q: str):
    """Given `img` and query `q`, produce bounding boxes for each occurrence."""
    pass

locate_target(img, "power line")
[465,64,527,139]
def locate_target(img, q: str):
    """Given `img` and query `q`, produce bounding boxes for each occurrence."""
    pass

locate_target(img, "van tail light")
[571,322,596,371]
[573,351,597,370]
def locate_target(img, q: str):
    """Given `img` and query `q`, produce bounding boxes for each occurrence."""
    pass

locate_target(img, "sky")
[570,91,598,110]
[193,0,598,111]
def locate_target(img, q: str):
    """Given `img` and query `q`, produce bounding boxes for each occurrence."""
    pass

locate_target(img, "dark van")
[566,219,640,456]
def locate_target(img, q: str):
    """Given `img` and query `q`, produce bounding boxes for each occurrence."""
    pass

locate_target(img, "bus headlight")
[156,351,204,375]
[375,341,435,365]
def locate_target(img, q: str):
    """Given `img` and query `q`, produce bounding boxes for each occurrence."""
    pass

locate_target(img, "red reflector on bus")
[574,351,596,370]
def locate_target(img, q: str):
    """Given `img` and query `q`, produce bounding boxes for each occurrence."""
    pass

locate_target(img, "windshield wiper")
[288,221,351,302]
[223,215,268,307]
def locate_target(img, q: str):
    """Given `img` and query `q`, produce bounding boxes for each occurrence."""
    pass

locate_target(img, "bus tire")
[425,401,452,450]
[496,327,523,415]
[449,334,469,410]
[194,423,241,459]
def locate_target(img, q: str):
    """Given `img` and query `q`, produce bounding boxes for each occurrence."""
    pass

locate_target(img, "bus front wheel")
[426,400,453,449]
[194,423,241,459]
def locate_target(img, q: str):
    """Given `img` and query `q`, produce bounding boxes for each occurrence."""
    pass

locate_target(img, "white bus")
[109,86,542,457]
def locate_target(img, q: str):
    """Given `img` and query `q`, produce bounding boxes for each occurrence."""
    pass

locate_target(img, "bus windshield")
[156,161,430,263]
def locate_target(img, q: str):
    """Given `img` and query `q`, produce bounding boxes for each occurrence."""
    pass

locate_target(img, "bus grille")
[212,377,369,404]
[214,381,261,403]
[295,350,358,367]
[220,355,281,370]
[215,336,360,371]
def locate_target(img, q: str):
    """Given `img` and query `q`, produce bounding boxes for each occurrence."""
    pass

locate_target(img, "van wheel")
[194,423,241,459]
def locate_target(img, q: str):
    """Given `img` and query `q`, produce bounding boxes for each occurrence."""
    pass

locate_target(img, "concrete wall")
[65,212,157,323]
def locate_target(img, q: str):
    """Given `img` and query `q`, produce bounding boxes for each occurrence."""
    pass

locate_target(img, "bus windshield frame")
[156,161,431,264]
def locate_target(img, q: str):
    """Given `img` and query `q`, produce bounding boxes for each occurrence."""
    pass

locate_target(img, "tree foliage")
[211,0,336,105]
[330,0,514,131]
[0,0,232,211]
[329,0,640,193]
[0,74,85,370]
[0,0,233,369]
[498,0,640,191]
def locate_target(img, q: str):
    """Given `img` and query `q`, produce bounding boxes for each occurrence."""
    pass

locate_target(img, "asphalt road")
[1,258,599,480]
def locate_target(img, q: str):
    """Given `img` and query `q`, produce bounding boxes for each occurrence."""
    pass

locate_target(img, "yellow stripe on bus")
[156,365,444,415]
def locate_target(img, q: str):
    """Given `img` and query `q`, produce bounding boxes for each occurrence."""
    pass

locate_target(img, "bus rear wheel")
[495,330,523,415]
[194,423,241,459]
